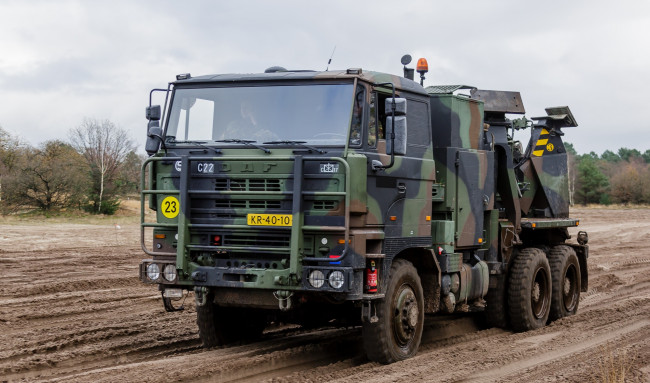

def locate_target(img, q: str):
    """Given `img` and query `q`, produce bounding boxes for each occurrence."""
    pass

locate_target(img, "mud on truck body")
[140,59,588,364]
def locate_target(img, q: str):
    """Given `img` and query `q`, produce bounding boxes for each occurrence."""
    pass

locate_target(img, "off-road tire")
[197,300,266,347]
[484,274,508,328]
[362,259,424,364]
[548,245,581,321]
[508,248,552,332]
[196,299,223,347]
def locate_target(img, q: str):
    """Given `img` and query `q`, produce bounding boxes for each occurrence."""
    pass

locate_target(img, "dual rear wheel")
[507,246,580,332]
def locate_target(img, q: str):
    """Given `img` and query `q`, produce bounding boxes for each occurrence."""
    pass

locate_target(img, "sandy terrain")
[0,207,648,382]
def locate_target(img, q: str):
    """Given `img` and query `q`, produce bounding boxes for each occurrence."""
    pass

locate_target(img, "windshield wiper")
[215,139,271,154]
[263,140,326,154]
[166,139,222,154]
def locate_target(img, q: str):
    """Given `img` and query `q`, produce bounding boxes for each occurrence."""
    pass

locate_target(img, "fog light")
[308,270,325,288]
[163,264,177,282]
[328,270,345,289]
[163,288,183,299]
[146,263,160,281]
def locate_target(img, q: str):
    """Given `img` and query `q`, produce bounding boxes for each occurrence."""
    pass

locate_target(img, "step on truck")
[139,55,589,363]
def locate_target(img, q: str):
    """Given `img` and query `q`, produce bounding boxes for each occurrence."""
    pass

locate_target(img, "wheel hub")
[532,282,541,302]
[406,300,419,328]
[563,264,579,312]
[394,286,418,345]
[531,266,550,319]
[563,276,571,296]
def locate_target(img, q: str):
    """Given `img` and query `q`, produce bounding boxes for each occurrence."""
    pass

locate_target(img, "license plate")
[247,214,293,227]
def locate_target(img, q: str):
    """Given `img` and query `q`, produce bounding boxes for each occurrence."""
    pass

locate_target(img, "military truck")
[139,57,588,364]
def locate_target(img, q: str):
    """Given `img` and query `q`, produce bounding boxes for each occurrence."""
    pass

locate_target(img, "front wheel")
[508,248,552,332]
[197,295,266,347]
[362,259,424,364]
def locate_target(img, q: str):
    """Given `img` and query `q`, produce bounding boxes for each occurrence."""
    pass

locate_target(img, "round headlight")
[163,264,177,282]
[328,270,345,289]
[146,263,160,281]
[308,270,325,288]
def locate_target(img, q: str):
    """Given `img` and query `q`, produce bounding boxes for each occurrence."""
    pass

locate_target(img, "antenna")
[326,45,336,71]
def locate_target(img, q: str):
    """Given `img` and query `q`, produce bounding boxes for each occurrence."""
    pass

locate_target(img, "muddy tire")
[362,259,424,364]
[508,248,552,332]
[548,245,581,321]
[484,274,508,328]
[197,300,266,347]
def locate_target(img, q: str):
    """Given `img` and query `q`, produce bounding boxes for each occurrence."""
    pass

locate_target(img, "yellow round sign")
[546,143,555,152]
[161,196,180,219]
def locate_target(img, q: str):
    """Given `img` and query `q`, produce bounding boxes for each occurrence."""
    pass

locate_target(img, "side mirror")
[146,105,161,121]
[145,121,163,156]
[386,116,407,155]
[385,98,407,156]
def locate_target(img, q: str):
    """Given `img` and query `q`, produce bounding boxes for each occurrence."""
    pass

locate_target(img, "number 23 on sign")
[161,196,180,219]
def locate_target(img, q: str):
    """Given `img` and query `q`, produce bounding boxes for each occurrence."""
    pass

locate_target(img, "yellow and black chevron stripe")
[532,129,554,157]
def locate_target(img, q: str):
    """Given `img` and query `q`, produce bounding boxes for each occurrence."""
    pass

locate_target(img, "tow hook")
[274,290,293,311]
[362,300,379,323]
[194,286,208,307]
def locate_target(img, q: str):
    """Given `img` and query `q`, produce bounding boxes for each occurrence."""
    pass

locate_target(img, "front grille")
[313,200,338,210]
[250,179,281,191]
[215,200,282,209]
[215,178,282,192]
[224,232,291,247]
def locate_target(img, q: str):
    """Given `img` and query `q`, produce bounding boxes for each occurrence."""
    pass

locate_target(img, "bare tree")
[70,118,135,213]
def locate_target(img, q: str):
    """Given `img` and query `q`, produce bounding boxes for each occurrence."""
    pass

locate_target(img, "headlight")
[146,263,160,281]
[163,264,177,282]
[308,270,325,288]
[328,270,345,289]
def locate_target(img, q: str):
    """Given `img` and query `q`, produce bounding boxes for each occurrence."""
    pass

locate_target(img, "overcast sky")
[1,0,648,155]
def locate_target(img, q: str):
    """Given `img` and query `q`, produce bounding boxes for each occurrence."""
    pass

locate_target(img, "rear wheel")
[362,259,424,364]
[197,294,266,347]
[508,248,551,332]
[548,245,581,321]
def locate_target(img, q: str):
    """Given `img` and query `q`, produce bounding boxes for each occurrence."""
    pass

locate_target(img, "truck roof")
[174,69,428,95]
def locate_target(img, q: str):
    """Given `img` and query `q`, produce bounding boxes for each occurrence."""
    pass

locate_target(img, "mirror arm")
[371,82,397,171]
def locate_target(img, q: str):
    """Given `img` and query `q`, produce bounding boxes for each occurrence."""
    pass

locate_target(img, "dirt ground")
[1,207,649,382]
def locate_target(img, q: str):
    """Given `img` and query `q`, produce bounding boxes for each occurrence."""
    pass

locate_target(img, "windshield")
[165,83,354,146]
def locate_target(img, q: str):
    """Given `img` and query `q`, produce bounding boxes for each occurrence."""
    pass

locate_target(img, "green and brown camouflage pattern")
[139,68,583,311]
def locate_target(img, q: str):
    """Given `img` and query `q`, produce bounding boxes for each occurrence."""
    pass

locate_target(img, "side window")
[349,85,365,146]
[368,92,387,147]
[406,99,430,156]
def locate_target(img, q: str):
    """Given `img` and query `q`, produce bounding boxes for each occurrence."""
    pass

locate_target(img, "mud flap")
[571,243,589,292]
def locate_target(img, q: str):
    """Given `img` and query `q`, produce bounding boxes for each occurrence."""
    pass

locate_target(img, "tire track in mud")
[28,328,363,383]
[458,319,650,382]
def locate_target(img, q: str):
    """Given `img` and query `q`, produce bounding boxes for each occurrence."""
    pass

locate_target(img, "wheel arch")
[391,248,441,314]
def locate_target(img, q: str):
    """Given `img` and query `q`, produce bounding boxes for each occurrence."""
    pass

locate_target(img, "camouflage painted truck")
[139,57,589,363]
